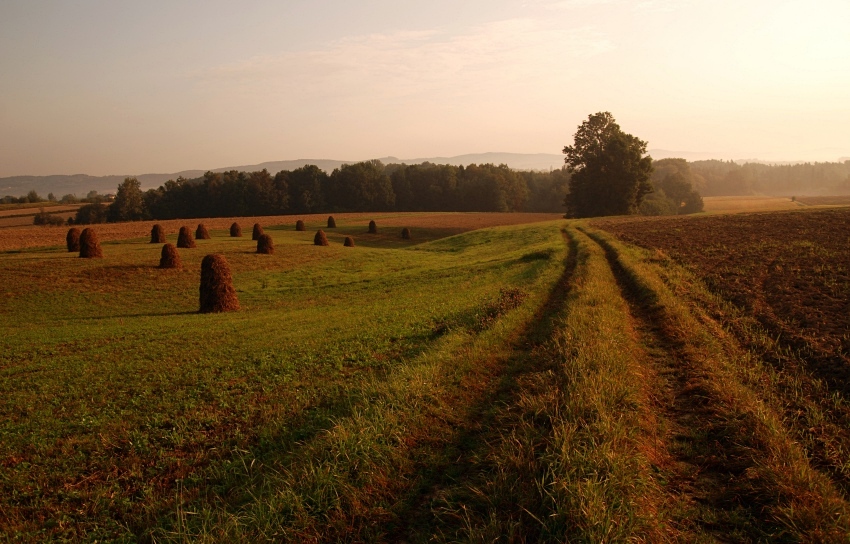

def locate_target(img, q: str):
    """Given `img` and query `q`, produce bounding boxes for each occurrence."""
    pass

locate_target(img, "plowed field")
[593,209,850,390]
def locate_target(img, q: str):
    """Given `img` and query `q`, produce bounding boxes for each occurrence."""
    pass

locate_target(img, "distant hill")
[0,153,567,198]
[4,150,847,198]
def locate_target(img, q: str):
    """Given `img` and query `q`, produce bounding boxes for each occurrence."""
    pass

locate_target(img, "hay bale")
[230,222,242,237]
[196,223,210,240]
[252,223,263,240]
[199,254,239,313]
[66,227,81,252]
[368,220,377,234]
[344,236,355,247]
[150,224,166,243]
[295,220,306,231]
[159,243,181,269]
[79,228,103,258]
[257,233,274,254]
[327,216,336,228]
[177,226,196,248]
[314,229,329,246]
[401,227,411,240]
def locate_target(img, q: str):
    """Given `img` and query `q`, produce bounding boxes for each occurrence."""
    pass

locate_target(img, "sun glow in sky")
[1,0,848,176]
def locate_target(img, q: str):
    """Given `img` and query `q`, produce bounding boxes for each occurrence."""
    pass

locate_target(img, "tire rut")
[588,233,782,541]
[387,230,579,542]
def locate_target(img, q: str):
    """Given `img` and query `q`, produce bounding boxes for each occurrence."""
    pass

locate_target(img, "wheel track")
[387,230,580,542]
[585,230,789,541]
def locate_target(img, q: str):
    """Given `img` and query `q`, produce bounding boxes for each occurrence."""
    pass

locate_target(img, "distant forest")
[691,160,850,196]
[137,161,570,219]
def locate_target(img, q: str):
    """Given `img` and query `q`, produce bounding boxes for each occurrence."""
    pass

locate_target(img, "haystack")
[79,228,103,258]
[344,236,355,247]
[295,220,306,231]
[314,229,329,246]
[159,243,181,269]
[66,227,81,252]
[199,254,239,313]
[401,227,411,240]
[368,220,377,234]
[252,223,263,240]
[327,216,336,228]
[196,223,210,240]
[257,233,274,254]
[177,226,196,248]
[150,224,165,243]
[230,222,242,237]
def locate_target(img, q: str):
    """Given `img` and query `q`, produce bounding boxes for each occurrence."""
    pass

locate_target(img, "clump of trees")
[562,112,654,218]
[640,158,704,215]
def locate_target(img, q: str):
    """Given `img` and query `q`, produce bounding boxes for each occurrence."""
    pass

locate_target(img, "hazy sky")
[1,0,849,176]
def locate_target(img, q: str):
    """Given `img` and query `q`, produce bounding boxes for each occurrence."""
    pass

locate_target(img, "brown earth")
[0,212,562,252]
[592,209,850,377]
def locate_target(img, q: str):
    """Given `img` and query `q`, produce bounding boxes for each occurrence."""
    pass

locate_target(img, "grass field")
[3,210,850,541]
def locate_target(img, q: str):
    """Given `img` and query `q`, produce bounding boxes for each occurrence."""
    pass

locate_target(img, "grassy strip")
[421,226,671,542]
[148,229,569,541]
[584,225,850,541]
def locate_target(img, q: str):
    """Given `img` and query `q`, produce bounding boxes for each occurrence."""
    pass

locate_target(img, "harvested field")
[594,208,850,503]
[0,212,561,252]
[796,195,850,206]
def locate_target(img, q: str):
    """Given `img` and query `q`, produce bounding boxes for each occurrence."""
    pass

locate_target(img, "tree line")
[690,160,850,196]
[74,161,573,223]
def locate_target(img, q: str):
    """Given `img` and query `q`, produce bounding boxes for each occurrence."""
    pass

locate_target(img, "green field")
[3,215,850,542]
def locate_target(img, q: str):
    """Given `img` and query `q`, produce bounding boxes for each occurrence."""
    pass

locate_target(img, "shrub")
[66,227,81,252]
[159,243,181,269]
[295,220,306,231]
[401,227,411,240]
[327,216,336,228]
[230,222,242,237]
[252,223,263,240]
[79,228,103,258]
[150,224,166,243]
[344,236,355,247]
[74,202,109,225]
[314,230,329,246]
[33,209,65,226]
[368,220,377,234]
[199,254,239,313]
[177,226,196,248]
[257,233,274,254]
[196,223,210,240]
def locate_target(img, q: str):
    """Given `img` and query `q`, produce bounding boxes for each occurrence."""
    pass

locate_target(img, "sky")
[1,0,849,177]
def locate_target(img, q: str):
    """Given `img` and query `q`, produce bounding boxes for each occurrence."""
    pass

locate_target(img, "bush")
[33,209,65,226]
[74,202,109,225]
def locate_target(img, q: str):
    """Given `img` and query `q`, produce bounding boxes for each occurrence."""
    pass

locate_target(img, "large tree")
[562,112,653,218]
[108,177,148,221]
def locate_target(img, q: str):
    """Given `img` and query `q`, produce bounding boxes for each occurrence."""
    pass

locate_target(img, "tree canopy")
[563,112,653,218]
